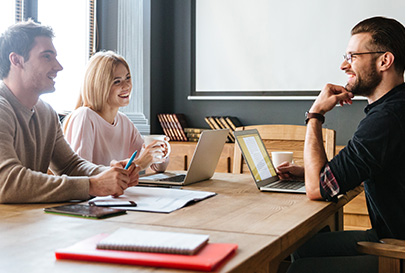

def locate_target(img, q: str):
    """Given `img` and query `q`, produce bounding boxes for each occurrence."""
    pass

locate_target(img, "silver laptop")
[139,129,229,186]
[234,129,306,193]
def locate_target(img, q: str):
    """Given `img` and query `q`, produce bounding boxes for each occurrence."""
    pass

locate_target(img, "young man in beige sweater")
[0,20,142,203]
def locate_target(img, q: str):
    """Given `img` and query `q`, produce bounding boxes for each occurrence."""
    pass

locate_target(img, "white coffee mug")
[143,135,171,159]
[271,151,293,167]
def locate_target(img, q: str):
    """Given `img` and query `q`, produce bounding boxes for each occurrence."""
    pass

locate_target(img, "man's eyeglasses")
[343,52,386,64]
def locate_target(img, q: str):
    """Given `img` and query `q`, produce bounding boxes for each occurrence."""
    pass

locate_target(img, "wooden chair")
[232,124,336,174]
[357,239,405,273]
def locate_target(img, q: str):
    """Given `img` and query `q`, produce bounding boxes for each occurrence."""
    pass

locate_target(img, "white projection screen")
[195,0,405,95]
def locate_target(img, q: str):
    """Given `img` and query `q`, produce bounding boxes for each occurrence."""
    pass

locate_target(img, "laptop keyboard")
[269,180,304,190]
[158,174,186,182]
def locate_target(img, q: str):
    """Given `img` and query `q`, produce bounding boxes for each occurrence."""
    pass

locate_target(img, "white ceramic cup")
[271,151,293,167]
[143,135,171,159]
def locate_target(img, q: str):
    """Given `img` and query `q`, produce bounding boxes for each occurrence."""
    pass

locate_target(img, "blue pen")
[124,150,138,170]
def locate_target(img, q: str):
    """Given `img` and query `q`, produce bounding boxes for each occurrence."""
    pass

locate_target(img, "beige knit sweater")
[0,82,105,203]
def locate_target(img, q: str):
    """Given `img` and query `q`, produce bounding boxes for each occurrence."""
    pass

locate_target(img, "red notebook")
[55,234,238,272]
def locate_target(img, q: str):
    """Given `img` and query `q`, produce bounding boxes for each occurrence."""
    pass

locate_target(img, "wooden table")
[0,173,361,273]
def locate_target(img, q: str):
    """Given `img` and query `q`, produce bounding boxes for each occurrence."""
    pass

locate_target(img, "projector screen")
[194,0,405,95]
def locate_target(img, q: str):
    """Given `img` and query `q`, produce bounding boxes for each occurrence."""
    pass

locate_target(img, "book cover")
[157,114,172,140]
[207,117,222,130]
[204,117,217,130]
[186,132,202,139]
[159,114,177,141]
[162,114,179,141]
[211,117,233,143]
[171,114,188,141]
[55,233,238,272]
[96,227,209,255]
[165,114,182,141]
[184,128,208,133]
[217,117,235,142]
[225,116,242,131]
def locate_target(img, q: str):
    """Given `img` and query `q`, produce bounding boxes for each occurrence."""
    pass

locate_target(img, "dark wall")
[97,0,118,52]
[150,0,367,145]
[150,0,176,120]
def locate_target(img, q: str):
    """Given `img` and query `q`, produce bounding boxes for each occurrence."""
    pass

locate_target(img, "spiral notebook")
[55,233,238,271]
[96,227,209,255]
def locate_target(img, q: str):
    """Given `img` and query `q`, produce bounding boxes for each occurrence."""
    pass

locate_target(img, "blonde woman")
[64,51,169,172]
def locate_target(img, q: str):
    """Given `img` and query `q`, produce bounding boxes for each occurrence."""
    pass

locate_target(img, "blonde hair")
[76,50,131,111]
[63,51,131,132]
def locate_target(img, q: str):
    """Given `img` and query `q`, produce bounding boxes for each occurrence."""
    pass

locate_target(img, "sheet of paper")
[243,137,272,180]
[89,186,216,213]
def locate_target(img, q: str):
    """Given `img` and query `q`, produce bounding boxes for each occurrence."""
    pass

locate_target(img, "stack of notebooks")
[55,227,238,271]
[157,113,189,141]
[204,116,242,143]
[184,128,209,142]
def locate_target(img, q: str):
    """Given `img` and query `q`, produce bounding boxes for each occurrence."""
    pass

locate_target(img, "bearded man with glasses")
[277,16,404,273]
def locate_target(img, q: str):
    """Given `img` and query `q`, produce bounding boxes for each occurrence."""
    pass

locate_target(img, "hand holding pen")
[89,150,140,198]
[125,151,141,187]
[110,150,140,189]
[125,150,138,169]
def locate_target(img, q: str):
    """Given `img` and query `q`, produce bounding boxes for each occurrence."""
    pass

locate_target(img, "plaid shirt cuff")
[320,164,340,198]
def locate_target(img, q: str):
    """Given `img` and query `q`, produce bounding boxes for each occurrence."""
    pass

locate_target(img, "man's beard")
[345,60,382,97]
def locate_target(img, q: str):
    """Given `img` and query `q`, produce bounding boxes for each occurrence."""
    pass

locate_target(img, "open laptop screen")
[234,129,278,183]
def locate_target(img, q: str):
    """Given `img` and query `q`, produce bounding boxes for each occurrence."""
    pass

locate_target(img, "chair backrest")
[232,124,336,174]
[357,239,405,273]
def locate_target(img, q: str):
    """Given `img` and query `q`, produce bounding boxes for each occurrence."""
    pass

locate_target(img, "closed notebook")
[55,233,238,272]
[96,227,209,255]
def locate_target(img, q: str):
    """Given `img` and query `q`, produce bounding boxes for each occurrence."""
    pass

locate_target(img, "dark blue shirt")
[322,83,405,239]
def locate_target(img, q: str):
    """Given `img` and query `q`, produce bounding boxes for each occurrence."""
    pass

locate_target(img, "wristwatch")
[305,111,325,124]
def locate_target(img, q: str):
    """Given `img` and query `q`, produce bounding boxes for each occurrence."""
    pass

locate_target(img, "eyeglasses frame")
[343,51,386,64]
